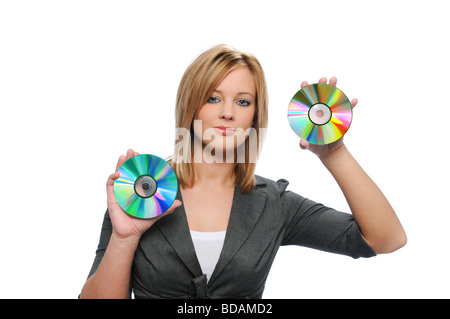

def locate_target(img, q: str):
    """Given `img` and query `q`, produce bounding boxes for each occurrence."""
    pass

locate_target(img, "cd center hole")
[315,110,325,118]
[142,183,150,191]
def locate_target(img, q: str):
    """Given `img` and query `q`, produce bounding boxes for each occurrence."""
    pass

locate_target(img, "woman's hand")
[299,76,358,161]
[106,149,182,241]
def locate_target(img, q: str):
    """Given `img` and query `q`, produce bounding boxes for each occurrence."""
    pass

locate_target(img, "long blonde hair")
[171,44,268,193]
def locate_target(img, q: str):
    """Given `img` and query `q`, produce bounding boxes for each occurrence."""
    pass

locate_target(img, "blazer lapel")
[156,178,268,286]
[156,190,203,278]
[208,182,267,286]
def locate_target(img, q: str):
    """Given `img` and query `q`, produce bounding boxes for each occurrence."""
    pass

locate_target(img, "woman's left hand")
[299,76,358,161]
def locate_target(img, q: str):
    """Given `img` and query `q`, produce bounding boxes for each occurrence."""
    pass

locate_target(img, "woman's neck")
[191,161,235,188]
[189,139,236,188]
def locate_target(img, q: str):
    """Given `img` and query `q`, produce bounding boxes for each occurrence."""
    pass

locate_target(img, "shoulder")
[253,175,291,198]
[255,174,288,189]
[253,174,308,209]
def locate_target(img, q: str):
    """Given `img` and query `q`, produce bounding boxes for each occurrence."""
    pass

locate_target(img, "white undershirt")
[190,230,226,282]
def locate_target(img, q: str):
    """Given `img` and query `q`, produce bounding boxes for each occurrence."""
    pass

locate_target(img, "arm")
[319,144,406,254]
[80,149,181,298]
[299,77,406,254]
[80,233,139,299]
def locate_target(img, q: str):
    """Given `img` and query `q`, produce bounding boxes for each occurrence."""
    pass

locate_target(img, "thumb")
[299,139,310,150]
[158,200,182,217]
[168,199,182,213]
[106,172,121,207]
[151,200,182,222]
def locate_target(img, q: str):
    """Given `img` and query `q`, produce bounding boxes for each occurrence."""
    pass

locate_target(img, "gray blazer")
[86,175,375,299]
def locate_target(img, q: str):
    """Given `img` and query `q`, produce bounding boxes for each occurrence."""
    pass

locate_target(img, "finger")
[106,172,120,206]
[329,76,337,87]
[153,200,182,221]
[351,98,358,108]
[115,154,126,172]
[107,173,120,194]
[107,172,120,186]
[301,81,309,88]
[168,200,182,212]
[115,149,136,173]
[319,77,327,84]
[126,148,135,160]
[299,139,310,150]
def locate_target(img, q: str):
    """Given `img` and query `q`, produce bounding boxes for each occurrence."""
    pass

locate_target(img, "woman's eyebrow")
[214,89,255,98]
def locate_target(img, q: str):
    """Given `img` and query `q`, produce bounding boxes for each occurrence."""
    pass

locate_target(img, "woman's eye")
[208,96,221,103]
[237,99,251,107]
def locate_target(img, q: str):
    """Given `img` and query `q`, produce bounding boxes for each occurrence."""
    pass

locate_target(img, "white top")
[190,230,226,282]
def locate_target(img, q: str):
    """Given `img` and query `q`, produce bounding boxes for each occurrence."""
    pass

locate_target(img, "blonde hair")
[171,44,268,193]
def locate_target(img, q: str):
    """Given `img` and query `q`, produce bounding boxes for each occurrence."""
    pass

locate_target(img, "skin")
[79,148,182,298]
[300,76,407,254]
[184,66,257,232]
[80,71,406,299]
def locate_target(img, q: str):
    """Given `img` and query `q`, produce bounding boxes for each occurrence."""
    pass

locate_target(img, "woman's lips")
[214,126,235,136]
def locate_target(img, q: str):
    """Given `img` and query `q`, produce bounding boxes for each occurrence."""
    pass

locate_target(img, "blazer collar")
[155,188,202,277]
[208,182,267,285]
[155,178,268,285]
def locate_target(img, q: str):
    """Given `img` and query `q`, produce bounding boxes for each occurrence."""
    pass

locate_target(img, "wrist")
[110,232,141,250]
[319,143,349,166]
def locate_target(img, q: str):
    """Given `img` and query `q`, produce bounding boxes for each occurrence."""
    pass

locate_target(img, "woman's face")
[194,66,256,158]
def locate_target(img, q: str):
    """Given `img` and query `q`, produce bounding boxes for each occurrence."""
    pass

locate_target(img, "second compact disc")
[287,83,352,145]
[114,154,178,219]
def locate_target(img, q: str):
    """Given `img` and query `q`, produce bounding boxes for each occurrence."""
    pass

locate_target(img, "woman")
[80,44,406,299]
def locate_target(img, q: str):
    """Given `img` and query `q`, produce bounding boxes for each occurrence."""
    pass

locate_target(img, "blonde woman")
[80,44,406,299]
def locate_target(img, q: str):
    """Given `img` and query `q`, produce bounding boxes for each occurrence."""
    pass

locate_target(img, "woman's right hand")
[106,149,182,242]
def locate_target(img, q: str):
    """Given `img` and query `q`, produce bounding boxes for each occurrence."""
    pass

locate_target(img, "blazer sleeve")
[83,209,133,298]
[278,179,376,259]
[86,209,113,279]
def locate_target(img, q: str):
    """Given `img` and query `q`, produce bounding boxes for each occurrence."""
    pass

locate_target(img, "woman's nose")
[219,101,234,121]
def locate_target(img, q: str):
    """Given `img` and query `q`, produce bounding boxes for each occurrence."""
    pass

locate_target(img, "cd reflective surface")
[114,154,178,219]
[287,83,352,145]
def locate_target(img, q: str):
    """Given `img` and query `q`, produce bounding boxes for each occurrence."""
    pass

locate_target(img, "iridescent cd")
[287,83,352,145]
[114,154,178,219]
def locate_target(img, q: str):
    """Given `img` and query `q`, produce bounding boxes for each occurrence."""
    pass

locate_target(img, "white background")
[1,0,449,298]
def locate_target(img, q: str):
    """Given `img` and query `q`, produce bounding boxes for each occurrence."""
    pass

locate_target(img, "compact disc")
[287,83,352,145]
[114,154,178,219]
